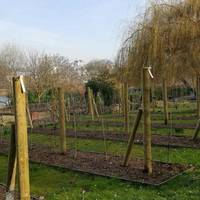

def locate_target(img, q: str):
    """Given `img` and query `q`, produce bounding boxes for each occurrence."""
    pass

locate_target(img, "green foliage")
[86,79,115,106]
[28,89,58,103]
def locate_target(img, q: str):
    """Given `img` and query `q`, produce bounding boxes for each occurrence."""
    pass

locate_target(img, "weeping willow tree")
[117,0,200,173]
[115,48,131,133]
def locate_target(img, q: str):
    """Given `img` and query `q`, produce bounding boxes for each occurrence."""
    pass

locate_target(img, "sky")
[0,0,147,62]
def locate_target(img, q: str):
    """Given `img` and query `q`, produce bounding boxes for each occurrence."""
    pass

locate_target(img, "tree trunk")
[142,68,152,174]
[162,79,168,125]
[124,82,129,134]
[58,87,67,154]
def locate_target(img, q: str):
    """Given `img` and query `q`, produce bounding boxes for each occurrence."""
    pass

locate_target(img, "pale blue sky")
[0,0,146,62]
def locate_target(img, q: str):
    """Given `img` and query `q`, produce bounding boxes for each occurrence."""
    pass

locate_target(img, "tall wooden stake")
[163,79,168,125]
[123,108,143,166]
[87,87,94,120]
[196,76,200,118]
[124,82,129,134]
[143,68,152,174]
[193,119,200,141]
[92,96,99,117]
[6,124,17,192]
[119,83,122,114]
[58,87,67,154]
[151,81,156,112]
[25,94,33,129]
[66,97,71,122]
[121,83,125,115]
[13,77,30,200]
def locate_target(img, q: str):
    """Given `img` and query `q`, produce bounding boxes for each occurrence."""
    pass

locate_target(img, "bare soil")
[0,185,6,200]
[64,120,196,129]
[0,183,39,200]
[0,141,191,186]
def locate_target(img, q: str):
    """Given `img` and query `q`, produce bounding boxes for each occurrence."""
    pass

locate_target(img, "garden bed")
[0,141,192,186]
[65,120,196,129]
[31,127,200,149]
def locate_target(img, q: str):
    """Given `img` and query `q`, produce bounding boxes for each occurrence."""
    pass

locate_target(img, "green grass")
[1,102,200,199]
[1,136,200,199]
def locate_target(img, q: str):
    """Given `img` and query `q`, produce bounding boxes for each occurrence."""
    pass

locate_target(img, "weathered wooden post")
[163,79,168,125]
[87,87,94,120]
[66,97,71,122]
[13,76,30,200]
[143,67,152,174]
[25,94,33,129]
[151,81,156,112]
[6,124,17,194]
[92,96,99,117]
[123,108,143,166]
[193,119,200,141]
[58,87,67,154]
[124,82,129,134]
[196,76,200,118]
[121,83,125,115]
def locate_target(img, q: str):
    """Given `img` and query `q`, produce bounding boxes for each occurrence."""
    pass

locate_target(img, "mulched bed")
[60,120,197,129]
[31,127,200,149]
[152,123,195,129]
[0,141,191,186]
[0,185,7,200]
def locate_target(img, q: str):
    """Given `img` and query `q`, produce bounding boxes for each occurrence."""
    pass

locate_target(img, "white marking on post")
[19,75,26,93]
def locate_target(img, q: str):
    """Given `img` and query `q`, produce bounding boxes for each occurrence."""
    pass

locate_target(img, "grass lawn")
[0,102,200,199]
[1,136,200,200]
[1,131,200,199]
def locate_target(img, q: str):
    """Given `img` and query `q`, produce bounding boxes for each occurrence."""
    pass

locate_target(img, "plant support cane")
[143,67,153,174]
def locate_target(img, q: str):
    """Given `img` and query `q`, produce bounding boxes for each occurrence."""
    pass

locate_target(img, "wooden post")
[121,83,125,115]
[163,79,168,125]
[151,81,156,112]
[66,97,71,121]
[6,124,17,193]
[143,68,152,174]
[58,87,67,154]
[92,96,99,117]
[87,87,94,120]
[123,108,143,166]
[25,95,33,129]
[13,77,30,200]
[193,119,200,141]
[124,82,129,134]
[196,76,200,118]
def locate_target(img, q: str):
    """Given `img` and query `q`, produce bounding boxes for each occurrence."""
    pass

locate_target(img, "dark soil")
[63,120,196,129]
[31,127,200,149]
[0,184,38,200]
[0,141,190,186]
[0,185,6,200]
[152,123,195,129]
